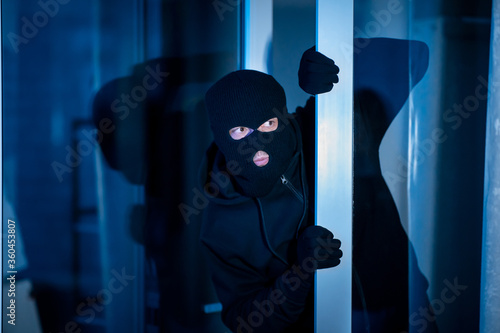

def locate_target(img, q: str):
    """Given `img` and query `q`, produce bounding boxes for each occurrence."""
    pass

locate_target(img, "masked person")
[199,69,342,333]
[200,38,437,333]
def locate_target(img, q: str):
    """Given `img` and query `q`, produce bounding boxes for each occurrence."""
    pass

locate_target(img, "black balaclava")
[205,70,297,198]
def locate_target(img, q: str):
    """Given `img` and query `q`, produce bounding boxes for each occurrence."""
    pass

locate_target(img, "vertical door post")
[316,1,354,332]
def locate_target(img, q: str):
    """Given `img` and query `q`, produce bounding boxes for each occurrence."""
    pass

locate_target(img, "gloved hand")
[297,225,342,269]
[298,46,339,95]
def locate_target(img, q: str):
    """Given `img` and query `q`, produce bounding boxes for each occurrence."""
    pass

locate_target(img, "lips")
[253,150,269,167]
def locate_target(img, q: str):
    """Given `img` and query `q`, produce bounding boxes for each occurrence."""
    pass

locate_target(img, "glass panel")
[352,0,491,332]
[407,1,490,332]
[2,1,239,332]
[351,3,417,330]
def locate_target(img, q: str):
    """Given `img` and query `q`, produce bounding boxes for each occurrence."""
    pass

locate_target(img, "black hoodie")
[199,117,315,332]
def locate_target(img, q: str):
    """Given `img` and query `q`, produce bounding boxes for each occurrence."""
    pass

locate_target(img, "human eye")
[257,117,279,132]
[229,126,252,140]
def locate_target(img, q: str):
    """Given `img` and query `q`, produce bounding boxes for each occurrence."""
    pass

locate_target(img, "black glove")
[297,225,342,269]
[298,46,340,95]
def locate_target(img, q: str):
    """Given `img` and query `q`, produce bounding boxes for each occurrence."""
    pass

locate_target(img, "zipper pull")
[280,175,288,184]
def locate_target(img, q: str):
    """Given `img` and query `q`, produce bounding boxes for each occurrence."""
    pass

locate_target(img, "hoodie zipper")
[280,175,304,203]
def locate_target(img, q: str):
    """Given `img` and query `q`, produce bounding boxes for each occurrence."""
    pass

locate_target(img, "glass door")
[2,1,239,332]
[351,0,491,332]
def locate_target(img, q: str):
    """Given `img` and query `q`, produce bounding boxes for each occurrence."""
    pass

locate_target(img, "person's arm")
[202,225,341,333]
[202,244,312,332]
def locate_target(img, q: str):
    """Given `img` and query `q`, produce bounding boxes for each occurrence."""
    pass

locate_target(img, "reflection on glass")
[352,0,491,331]
[3,1,239,332]
[352,37,437,332]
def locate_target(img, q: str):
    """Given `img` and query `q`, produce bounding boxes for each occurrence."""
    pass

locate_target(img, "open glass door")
[350,0,490,332]
[2,1,239,332]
